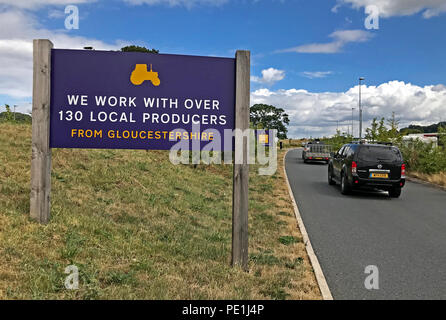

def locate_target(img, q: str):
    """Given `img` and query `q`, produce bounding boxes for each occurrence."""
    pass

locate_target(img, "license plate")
[316,157,323,160]
[370,173,388,178]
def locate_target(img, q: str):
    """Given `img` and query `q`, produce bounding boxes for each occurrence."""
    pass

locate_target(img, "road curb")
[282,148,333,301]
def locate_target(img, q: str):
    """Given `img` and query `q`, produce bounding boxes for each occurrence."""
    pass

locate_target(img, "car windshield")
[357,146,402,162]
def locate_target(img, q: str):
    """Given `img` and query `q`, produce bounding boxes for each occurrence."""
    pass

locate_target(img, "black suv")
[328,143,406,198]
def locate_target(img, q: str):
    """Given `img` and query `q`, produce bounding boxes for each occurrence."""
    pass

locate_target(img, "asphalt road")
[285,149,446,300]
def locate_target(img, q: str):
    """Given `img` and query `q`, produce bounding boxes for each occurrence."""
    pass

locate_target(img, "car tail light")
[351,161,357,175]
[401,164,406,179]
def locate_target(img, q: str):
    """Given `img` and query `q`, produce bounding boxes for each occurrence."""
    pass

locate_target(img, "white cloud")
[279,29,373,54]
[0,0,91,9]
[251,68,285,85]
[301,71,333,79]
[0,10,127,99]
[336,0,446,18]
[0,0,229,10]
[124,0,228,7]
[251,81,446,138]
[48,9,66,19]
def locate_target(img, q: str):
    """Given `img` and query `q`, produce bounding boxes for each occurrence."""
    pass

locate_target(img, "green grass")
[0,123,320,300]
[279,236,302,246]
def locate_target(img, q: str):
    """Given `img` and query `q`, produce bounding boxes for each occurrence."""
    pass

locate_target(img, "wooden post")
[30,39,53,224]
[232,50,250,270]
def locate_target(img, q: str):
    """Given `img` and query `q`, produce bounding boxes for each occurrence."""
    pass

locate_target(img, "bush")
[398,140,446,174]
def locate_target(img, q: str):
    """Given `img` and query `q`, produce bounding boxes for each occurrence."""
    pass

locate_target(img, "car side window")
[341,146,350,158]
[346,146,354,158]
[337,146,345,157]
[349,145,357,155]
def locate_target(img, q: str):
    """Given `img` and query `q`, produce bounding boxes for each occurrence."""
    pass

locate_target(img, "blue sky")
[1,0,446,137]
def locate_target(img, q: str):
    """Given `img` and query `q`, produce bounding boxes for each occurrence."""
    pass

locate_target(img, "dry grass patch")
[409,171,446,188]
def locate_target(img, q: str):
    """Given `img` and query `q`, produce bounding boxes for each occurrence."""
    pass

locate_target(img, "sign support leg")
[30,39,53,224]
[232,50,250,270]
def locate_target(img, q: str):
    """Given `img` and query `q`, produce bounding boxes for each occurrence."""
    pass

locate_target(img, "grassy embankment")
[0,123,320,299]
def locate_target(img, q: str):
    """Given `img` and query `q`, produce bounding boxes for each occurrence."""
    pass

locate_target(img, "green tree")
[4,104,13,122]
[387,112,402,143]
[365,117,389,141]
[377,117,388,141]
[438,124,446,147]
[325,129,352,151]
[121,45,159,54]
[250,104,290,139]
[365,118,379,141]
[364,114,403,143]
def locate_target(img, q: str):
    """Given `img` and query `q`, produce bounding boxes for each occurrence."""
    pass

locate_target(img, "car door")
[339,146,350,176]
[343,146,354,180]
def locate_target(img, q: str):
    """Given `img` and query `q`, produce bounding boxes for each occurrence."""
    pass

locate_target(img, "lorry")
[302,139,332,164]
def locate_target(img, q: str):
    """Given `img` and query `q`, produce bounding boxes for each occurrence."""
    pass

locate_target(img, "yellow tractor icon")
[130,64,161,87]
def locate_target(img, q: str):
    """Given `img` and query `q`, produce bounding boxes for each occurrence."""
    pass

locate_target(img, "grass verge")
[0,123,320,299]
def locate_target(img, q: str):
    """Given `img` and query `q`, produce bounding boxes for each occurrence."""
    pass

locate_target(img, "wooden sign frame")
[30,39,250,270]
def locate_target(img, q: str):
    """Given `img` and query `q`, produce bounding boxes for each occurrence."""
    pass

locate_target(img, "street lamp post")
[351,107,355,138]
[358,77,365,139]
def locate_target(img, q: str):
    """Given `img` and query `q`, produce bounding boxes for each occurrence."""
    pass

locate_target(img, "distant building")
[402,133,440,147]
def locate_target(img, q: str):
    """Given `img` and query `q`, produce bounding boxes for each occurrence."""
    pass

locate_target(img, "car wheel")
[389,188,402,198]
[328,167,336,185]
[341,172,351,195]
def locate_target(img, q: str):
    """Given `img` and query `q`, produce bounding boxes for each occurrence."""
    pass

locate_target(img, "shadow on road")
[335,185,392,200]
[309,180,392,200]
[301,161,328,166]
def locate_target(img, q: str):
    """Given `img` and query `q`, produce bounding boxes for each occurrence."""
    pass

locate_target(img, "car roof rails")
[374,141,393,146]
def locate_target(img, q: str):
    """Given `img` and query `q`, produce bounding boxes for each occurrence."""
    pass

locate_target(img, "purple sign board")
[50,49,236,151]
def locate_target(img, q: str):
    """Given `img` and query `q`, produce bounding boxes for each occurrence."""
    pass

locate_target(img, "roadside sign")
[257,130,273,147]
[50,49,236,151]
[258,132,269,146]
